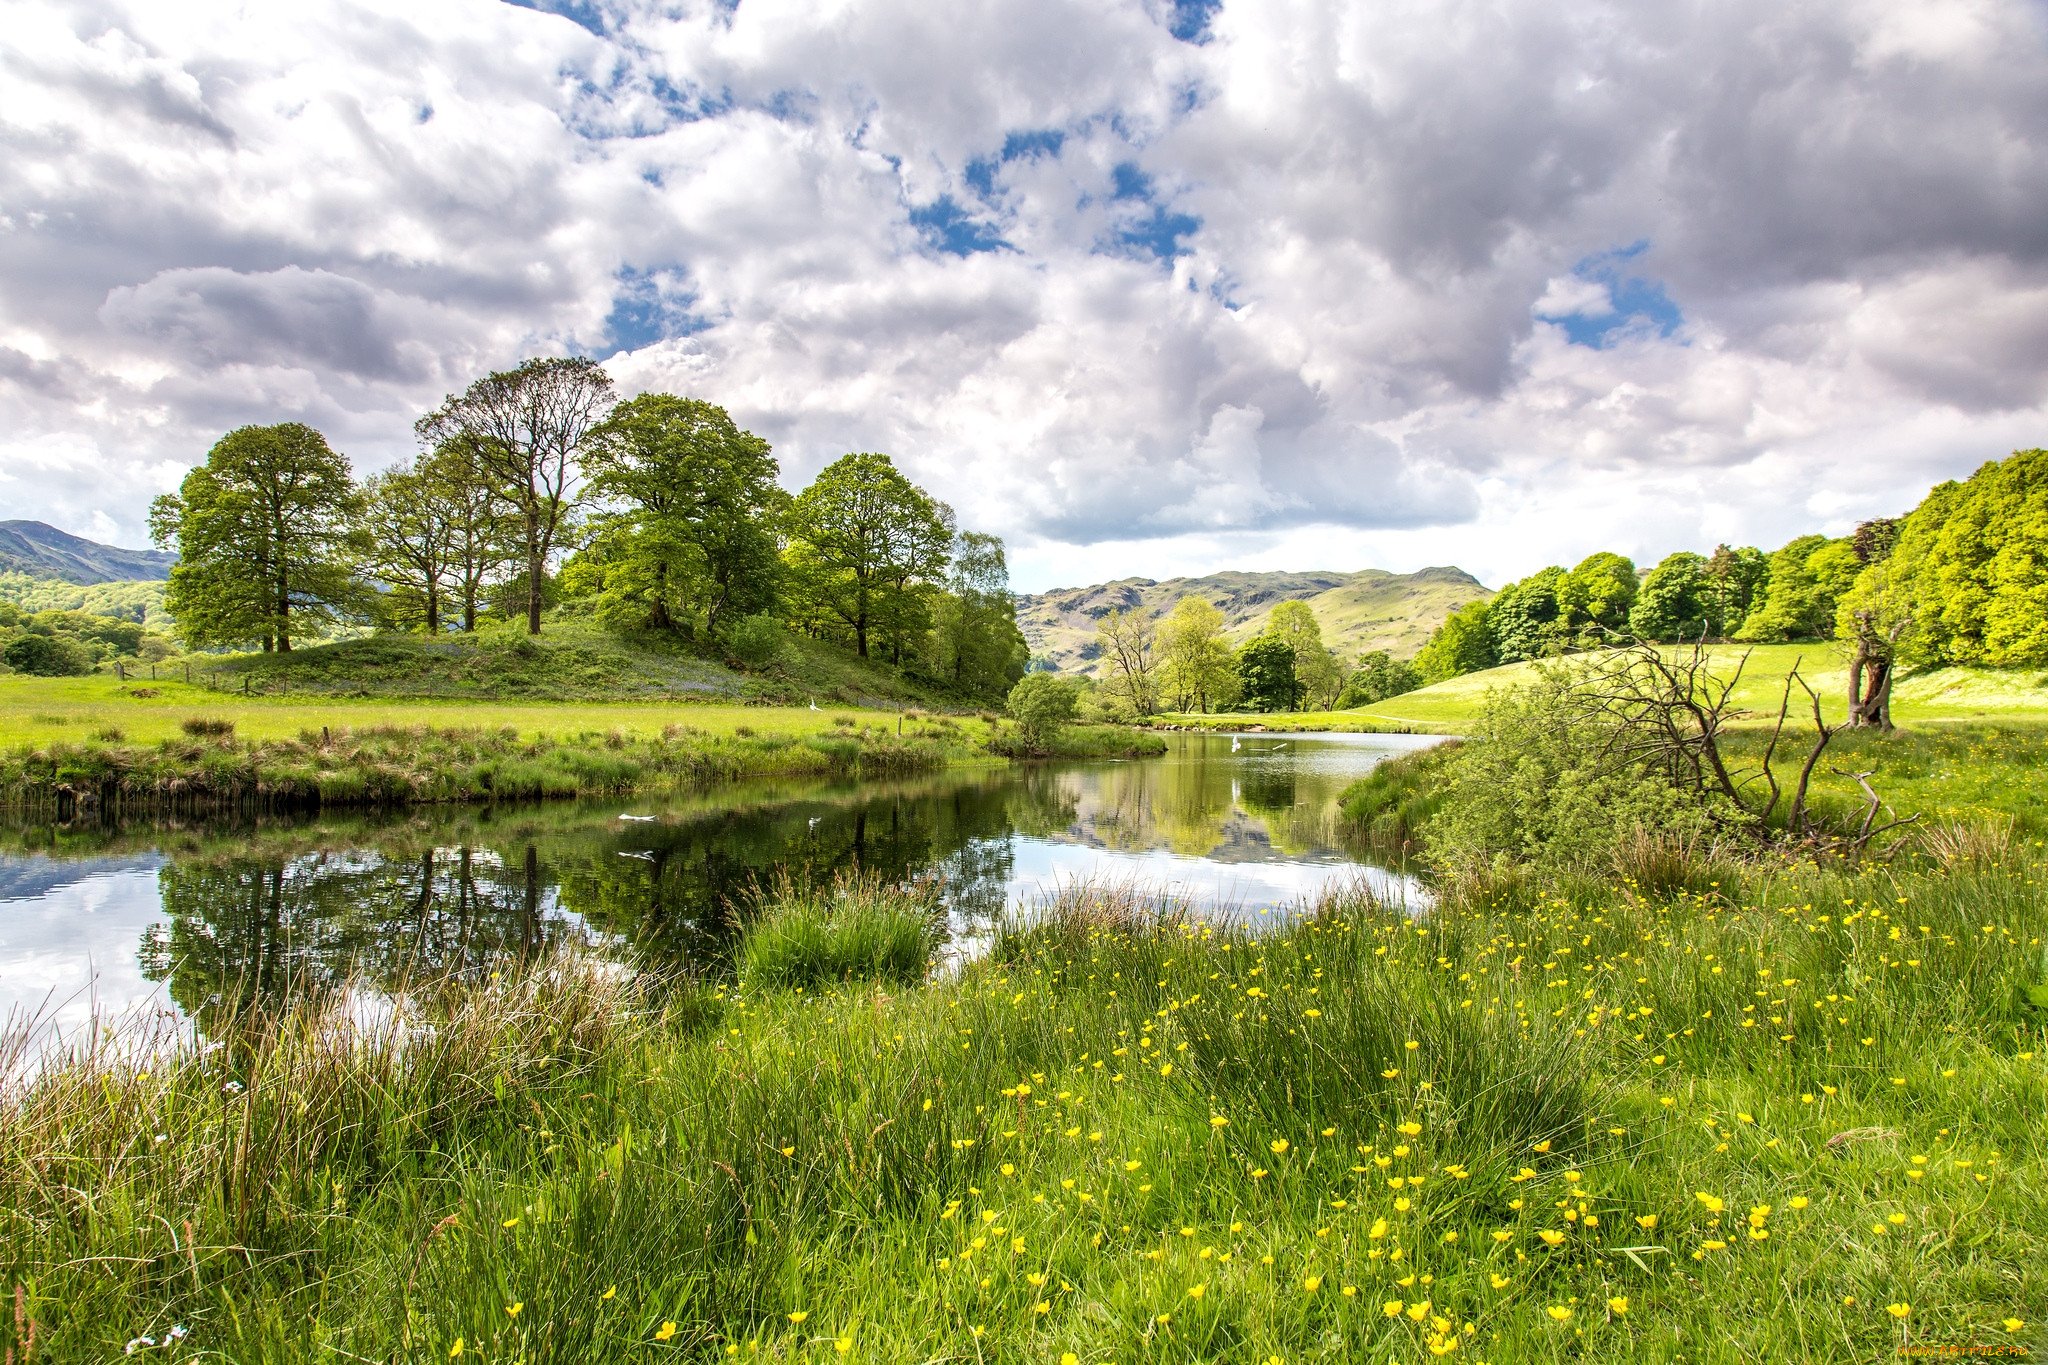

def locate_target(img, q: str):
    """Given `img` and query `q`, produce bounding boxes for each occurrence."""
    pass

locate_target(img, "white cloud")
[0,0,2044,591]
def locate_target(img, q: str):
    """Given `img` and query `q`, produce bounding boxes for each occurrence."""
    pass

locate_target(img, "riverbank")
[0,683,1164,814]
[3,844,2041,1361]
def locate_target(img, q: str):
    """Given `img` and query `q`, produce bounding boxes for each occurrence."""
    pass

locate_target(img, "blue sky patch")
[1001,129,1065,162]
[909,196,1010,256]
[1167,0,1222,42]
[603,269,711,352]
[501,0,607,38]
[1542,241,1685,348]
[1097,162,1201,264]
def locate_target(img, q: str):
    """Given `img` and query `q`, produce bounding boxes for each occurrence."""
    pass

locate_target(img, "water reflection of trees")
[142,843,584,1035]
[1043,741,1353,861]
[89,739,1400,1039]
[134,772,1028,1033]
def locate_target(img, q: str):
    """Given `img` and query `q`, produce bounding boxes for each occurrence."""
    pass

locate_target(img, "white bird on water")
[1230,735,1241,752]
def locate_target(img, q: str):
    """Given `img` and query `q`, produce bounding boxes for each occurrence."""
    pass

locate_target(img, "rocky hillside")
[1018,565,1492,675]
[0,520,174,584]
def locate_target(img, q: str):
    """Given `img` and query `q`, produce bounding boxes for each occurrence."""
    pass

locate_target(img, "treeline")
[0,604,172,678]
[1415,447,2048,722]
[0,574,174,677]
[1075,445,2048,722]
[1087,596,1422,717]
[142,357,1030,702]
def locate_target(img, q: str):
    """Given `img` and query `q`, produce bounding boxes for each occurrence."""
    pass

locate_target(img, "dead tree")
[1844,608,1910,731]
[1567,638,1914,859]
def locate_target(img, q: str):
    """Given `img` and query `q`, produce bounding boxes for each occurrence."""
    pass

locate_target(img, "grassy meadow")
[0,673,932,748]
[1,834,2042,1362]
[1155,644,2048,734]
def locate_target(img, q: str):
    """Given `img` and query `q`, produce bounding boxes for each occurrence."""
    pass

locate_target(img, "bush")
[179,716,237,738]
[2,632,93,676]
[728,612,788,667]
[1429,664,1726,873]
[1006,673,1078,751]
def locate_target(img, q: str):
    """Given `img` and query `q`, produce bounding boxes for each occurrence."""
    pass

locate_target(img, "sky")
[2,0,2046,593]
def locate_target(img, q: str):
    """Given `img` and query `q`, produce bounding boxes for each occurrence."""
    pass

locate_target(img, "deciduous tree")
[579,394,783,639]
[1489,566,1568,662]
[360,461,455,634]
[416,357,614,635]
[1094,606,1159,716]
[150,422,360,651]
[1236,634,1302,712]
[1629,552,1715,642]
[926,531,1030,701]
[1416,599,1497,681]
[1559,552,1637,638]
[1265,600,1342,708]
[1157,596,1238,712]
[783,453,953,660]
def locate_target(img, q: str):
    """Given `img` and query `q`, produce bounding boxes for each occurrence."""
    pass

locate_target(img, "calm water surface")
[0,732,1436,1051]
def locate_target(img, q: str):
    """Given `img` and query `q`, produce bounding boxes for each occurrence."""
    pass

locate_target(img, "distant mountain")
[1017,565,1492,675]
[0,520,174,585]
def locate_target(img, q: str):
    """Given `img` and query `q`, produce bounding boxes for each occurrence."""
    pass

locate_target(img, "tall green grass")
[739,875,939,987]
[3,849,2041,1361]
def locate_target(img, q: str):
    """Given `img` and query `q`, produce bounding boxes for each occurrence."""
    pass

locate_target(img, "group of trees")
[1417,527,1903,681]
[1411,447,2048,729]
[1090,595,1417,716]
[147,357,1030,702]
[0,602,172,676]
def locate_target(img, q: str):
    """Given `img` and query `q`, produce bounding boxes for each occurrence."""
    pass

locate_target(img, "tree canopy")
[1883,448,2048,666]
[1236,634,1302,712]
[416,356,614,635]
[149,422,359,651]
[576,394,783,640]
[783,453,953,660]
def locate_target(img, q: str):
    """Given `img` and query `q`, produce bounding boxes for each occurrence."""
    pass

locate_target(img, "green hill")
[1018,565,1491,674]
[0,520,174,583]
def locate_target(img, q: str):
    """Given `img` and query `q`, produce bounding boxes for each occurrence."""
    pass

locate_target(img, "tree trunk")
[424,583,441,635]
[462,587,477,633]
[526,552,543,635]
[1847,643,1895,731]
[649,560,672,632]
[277,570,292,651]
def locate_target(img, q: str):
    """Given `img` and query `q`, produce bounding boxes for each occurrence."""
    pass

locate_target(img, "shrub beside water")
[739,876,938,986]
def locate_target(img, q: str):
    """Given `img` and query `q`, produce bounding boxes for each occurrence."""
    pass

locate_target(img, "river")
[0,731,1437,1057]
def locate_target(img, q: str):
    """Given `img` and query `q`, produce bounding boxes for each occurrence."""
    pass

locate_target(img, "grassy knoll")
[203,618,970,708]
[1154,644,2048,733]
[3,845,2042,1361]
